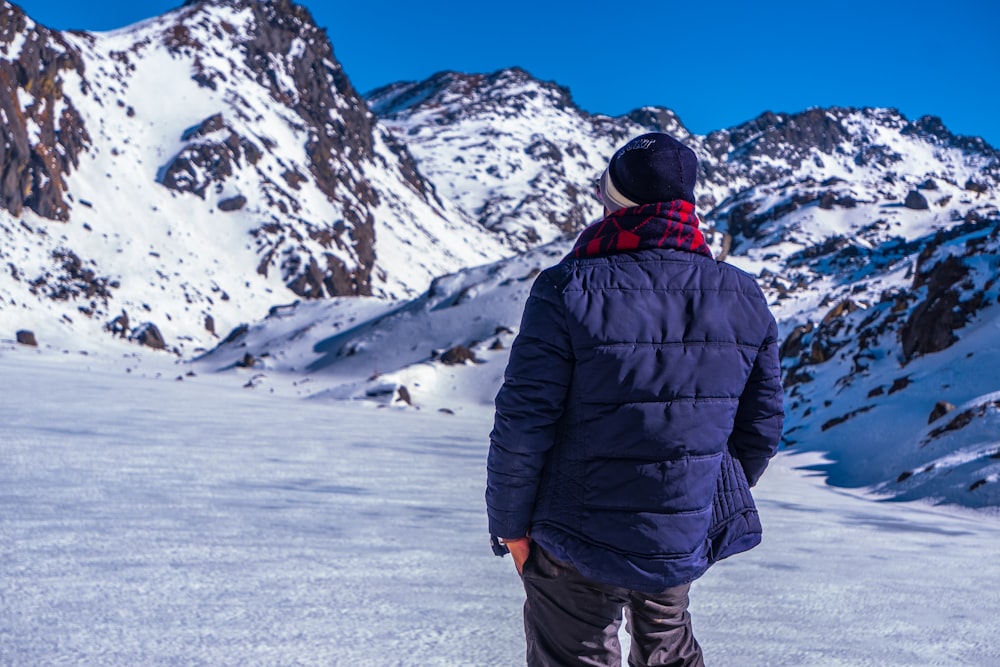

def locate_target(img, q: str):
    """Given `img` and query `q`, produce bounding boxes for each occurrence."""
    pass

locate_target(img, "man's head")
[599,133,698,212]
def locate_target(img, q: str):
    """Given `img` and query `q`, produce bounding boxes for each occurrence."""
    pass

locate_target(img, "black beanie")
[599,133,698,211]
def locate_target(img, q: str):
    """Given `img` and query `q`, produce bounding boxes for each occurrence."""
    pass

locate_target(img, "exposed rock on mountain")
[0,2,90,221]
[704,107,1000,251]
[159,113,262,199]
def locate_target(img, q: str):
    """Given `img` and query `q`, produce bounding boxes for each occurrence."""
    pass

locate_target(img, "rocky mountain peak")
[624,107,690,140]
[903,113,1000,158]
[171,0,379,200]
[135,0,381,297]
[369,66,578,120]
[368,67,635,251]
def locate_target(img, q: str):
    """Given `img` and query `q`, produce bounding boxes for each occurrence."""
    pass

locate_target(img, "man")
[486,132,784,666]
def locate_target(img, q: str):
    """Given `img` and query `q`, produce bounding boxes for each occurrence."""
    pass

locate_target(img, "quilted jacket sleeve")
[729,316,784,486]
[486,270,574,540]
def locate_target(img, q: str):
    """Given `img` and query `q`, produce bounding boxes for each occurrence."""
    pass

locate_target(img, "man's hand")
[503,537,531,574]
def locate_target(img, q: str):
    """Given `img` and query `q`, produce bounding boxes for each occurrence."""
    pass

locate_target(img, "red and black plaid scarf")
[569,201,712,260]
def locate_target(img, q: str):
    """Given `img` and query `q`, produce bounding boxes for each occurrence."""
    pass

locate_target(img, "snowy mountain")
[0,0,508,357]
[368,69,627,250]
[2,0,1000,509]
[368,70,731,254]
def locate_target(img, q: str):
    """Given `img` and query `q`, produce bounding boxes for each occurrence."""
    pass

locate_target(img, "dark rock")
[439,345,478,365]
[162,21,201,53]
[782,368,814,388]
[396,385,412,405]
[727,192,815,240]
[904,190,929,210]
[204,314,215,334]
[724,202,759,240]
[964,179,988,194]
[888,376,912,395]
[786,235,855,267]
[222,323,249,344]
[237,0,385,298]
[900,256,970,361]
[107,310,129,338]
[927,409,975,440]
[132,322,165,350]
[218,195,247,211]
[727,108,852,167]
[281,169,307,190]
[235,352,255,368]
[808,337,830,363]
[779,322,814,359]
[626,107,686,135]
[821,405,874,431]
[822,299,859,324]
[16,329,37,346]
[160,136,250,199]
[928,401,956,423]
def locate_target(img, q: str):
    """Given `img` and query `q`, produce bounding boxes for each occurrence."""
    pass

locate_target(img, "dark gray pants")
[521,546,705,667]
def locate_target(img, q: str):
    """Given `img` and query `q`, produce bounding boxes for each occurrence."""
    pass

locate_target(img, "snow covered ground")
[3,349,1000,666]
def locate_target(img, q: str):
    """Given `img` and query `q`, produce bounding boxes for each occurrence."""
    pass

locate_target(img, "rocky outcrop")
[159,115,262,198]
[28,249,117,317]
[928,401,956,424]
[728,109,853,162]
[162,0,412,298]
[238,0,379,297]
[0,3,90,221]
[900,253,975,361]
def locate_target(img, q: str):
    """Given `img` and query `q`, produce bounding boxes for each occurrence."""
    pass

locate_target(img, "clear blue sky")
[14,0,1000,148]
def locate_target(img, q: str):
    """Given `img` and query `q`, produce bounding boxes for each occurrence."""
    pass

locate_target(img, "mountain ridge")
[2,0,999,508]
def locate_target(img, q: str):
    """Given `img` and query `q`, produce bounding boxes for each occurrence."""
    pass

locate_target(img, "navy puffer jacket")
[487,207,783,593]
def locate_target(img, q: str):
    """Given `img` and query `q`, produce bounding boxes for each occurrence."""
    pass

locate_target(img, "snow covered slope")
[0,0,508,357]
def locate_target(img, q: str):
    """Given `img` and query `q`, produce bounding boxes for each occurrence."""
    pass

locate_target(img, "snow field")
[3,350,1000,666]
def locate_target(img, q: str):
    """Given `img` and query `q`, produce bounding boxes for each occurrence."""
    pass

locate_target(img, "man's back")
[490,243,783,592]
[486,132,784,666]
